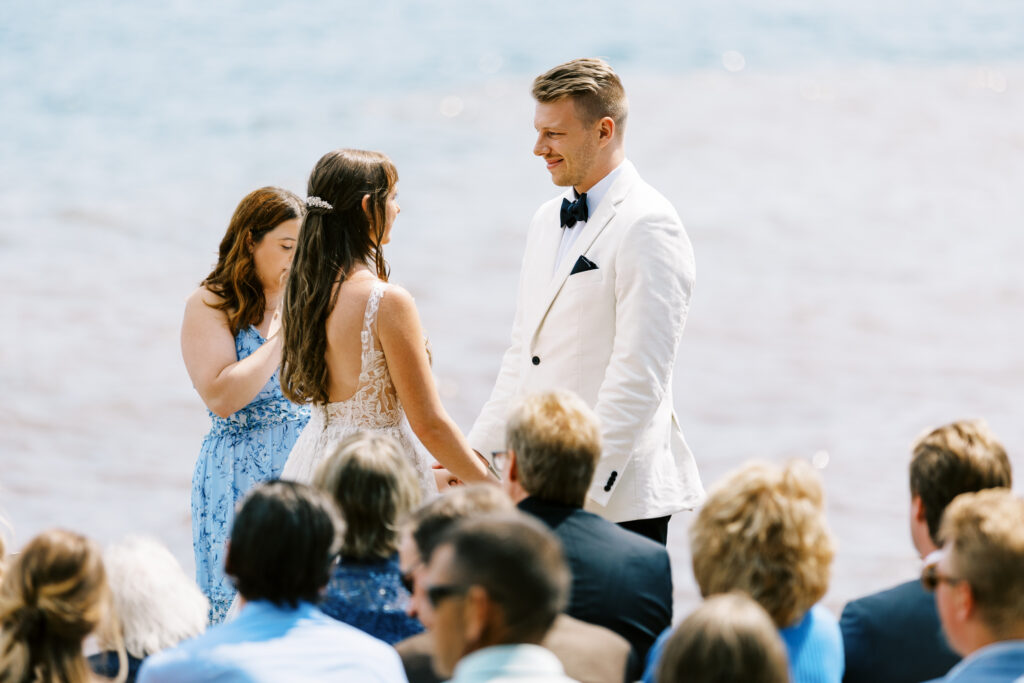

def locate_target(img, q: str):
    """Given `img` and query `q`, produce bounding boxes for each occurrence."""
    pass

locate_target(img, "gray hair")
[506,390,601,507]
[313,431,422,561]
[101,536,207,658]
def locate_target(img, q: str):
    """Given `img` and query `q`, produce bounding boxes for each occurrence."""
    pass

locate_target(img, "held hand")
[432,466,462,492]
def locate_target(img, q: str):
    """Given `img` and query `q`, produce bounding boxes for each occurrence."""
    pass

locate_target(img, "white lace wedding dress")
[280,281,436,497]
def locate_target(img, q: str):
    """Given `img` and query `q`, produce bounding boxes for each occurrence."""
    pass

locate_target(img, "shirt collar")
[452,644,564,680]
[573,159,625,219]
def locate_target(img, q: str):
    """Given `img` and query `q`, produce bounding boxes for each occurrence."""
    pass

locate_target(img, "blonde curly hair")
[690,460,835,628]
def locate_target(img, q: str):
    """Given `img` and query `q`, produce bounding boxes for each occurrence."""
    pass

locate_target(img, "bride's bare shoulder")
[377,283,420,327]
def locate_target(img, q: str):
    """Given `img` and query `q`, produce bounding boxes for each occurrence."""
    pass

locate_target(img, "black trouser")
[617,514,671,545]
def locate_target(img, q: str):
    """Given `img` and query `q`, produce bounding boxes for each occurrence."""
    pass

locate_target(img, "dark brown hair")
[438,514,570,643]
[202,187,304,336]
[225,481,340,607]
[910,419,1011,546]
[0,529,114,683]
[408,485,514,563]
[532,58,628,131]
[280,149,397,404]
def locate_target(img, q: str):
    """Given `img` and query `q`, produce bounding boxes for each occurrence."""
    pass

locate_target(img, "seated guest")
[646,460,842,683]
[89,535,209,683]
[0,528,118,683]
[425,514,575,682]
[397,485,631,683]
[500,390,672,675]
[655,592,790,683]
[841,419,1011,683]
[138,480,407,682]
[313,431,425,643]
[928,489,1024,682]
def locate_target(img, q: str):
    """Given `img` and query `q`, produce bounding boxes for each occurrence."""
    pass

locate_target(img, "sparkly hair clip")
[305,196,334,213]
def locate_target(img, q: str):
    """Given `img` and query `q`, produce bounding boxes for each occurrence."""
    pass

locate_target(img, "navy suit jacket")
[840,578,960,683]
[518,497,672,678]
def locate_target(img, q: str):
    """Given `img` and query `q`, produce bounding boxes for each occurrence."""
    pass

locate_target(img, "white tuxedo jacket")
[468,161,704,522]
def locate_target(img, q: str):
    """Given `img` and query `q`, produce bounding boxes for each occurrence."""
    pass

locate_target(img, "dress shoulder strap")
[359,282,387,358]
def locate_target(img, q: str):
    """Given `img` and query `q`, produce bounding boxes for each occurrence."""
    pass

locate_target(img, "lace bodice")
[321,282,402,429]
[281,282,435,495]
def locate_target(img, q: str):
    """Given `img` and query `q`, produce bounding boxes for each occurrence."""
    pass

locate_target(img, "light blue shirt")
[137,600,408,682]
[643,603,844,683]
[941,640,1024,682]
[450,644,578,683]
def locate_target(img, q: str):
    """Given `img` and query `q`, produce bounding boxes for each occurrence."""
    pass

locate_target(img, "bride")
[279,149,491,494]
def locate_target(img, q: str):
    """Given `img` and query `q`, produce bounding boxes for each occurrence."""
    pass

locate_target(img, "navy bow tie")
[560,193,589,228]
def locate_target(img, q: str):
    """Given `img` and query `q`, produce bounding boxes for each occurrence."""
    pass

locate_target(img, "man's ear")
[955,580,975,621]
[508,450,519,483]
[463,585,489,645]
[912,495,927,522]
[597,116,615,145]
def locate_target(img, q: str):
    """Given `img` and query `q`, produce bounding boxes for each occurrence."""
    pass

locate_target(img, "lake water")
[2,1,1023,617]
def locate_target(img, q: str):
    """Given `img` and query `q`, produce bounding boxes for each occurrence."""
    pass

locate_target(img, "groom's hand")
[432,464,461,492]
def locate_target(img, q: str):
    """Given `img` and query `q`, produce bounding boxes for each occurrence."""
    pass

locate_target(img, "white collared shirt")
[553,161,625,274]
[450,643,577,683]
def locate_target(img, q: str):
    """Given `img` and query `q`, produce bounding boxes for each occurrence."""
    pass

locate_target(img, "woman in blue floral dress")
[181,187,310,623]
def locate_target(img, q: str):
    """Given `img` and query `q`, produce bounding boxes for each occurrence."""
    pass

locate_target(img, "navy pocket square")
[570,255,598,275]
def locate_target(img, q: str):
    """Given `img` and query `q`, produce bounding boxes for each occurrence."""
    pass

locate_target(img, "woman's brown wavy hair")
[281,149,396,404]
[202,187,304,336]
[0,529,123,683]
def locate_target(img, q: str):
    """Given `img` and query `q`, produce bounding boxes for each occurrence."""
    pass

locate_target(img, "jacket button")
[531,356,540,365]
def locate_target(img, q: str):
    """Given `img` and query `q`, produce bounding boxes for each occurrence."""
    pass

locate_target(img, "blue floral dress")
[191,326,309,624]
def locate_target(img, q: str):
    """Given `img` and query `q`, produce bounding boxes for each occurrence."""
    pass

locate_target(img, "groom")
[468,58,703,544]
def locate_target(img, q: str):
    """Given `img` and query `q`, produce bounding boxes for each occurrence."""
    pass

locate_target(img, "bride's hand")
[432,465,461,492]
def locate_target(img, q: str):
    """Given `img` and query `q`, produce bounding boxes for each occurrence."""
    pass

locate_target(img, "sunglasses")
[921,563,965,593]
[400,561,421,594]
[426,584,468,608]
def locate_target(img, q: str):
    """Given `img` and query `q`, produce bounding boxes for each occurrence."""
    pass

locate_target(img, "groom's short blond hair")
[532,58,628,132]
[506,390,601,507]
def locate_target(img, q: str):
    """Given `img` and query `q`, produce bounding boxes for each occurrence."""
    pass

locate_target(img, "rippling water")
[2,1,1023,615]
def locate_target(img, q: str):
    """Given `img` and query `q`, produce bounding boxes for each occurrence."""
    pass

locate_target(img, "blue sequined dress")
[191,325,309,623]
[320,554,425,644]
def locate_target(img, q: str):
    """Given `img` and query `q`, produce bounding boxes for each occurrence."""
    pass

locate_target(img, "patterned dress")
[191,325,309,623]
[320,554,425,644]
[281,282,436,496]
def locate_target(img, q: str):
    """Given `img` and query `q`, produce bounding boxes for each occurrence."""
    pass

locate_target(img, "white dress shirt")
[553,162,625,274]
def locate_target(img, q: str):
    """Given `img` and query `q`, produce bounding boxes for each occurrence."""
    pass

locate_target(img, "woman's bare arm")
[376,286,491,484]
[180,287,283,418]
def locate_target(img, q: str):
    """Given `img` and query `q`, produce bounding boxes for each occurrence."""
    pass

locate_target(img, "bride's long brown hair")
[281,149,395,404]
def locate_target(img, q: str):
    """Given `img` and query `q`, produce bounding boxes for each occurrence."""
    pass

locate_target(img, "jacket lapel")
[528,162,639,342]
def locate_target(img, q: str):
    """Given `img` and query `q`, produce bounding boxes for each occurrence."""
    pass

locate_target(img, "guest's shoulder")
[807,602,842,632]
[842,578,928,623]
[136,637,213,683]
[605,516,669,556]
[579,510,670,564]
[310,606,396,646]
